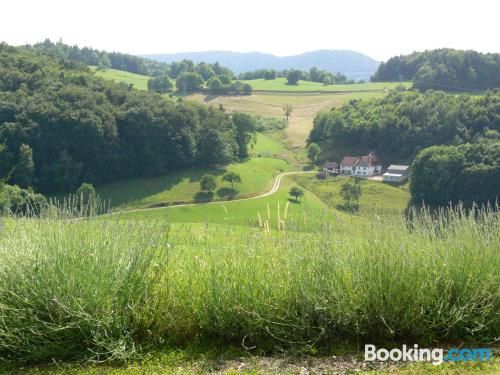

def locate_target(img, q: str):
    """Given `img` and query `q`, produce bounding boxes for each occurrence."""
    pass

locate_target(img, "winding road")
[118,171,316,214]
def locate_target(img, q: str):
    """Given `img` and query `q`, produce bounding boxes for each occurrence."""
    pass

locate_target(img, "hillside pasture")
[243,77,412,92]
[118,174,327,225]
[117,173,410,226]
[94,155,291,210]
[90,66,152,91]
[292,174,410,214]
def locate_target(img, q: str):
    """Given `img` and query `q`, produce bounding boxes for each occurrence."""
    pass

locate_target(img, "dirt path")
[115,171,316,215]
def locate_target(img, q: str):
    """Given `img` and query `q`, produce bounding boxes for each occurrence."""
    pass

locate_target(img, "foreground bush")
[0,207,498,363]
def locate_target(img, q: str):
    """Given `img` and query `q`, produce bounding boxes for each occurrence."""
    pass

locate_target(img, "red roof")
[340,156,359,167]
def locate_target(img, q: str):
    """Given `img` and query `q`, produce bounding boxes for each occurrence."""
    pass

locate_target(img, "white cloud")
[1,0,498,60]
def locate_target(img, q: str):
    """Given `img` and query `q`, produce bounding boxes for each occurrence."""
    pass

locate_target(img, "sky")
[1,0,498,61]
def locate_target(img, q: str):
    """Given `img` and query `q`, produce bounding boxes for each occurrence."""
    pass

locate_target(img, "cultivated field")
[186,91,386,146]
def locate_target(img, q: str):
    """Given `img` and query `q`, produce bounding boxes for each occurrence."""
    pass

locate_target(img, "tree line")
[0,44,256,197]
[26,39,252,95]
[309,89,500,208]
[239,67,358,85]
[371,49,500,91]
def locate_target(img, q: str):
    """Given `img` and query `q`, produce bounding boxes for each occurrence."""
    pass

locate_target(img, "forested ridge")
[0,43,255,194]
[310,90,500,207]
[25,39,254,95]
[310,90,500,162]
[26,39,233,79]
[372,49,500,91]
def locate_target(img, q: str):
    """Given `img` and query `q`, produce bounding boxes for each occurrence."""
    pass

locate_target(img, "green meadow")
[96,155,291,209]
[293,175,411,215]
[118,174,326,225]
[90,66,152,91]
[242,77,412,92]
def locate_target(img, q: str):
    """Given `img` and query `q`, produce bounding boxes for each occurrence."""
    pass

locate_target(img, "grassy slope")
[243,78,412,92]
[117,173,410,227]
[117,175,328,225]
[293,175,410,214]
[97,155,291,209]
[89,66,151,91]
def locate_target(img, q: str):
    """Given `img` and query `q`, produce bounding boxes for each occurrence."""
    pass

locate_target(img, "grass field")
[243,78,412,92]
[118,174,327,225]
[293,175,410,214]
[96,155,291,209]
[90,66,152,91]
[117,173,412,227]
[251,132,288,157]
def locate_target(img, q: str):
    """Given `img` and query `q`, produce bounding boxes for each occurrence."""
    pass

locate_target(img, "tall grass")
[0,205,498,363]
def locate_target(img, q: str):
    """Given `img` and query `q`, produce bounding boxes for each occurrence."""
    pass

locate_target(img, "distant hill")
[142,50,380,81]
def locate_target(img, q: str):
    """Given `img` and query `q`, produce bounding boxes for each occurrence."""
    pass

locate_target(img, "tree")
[289,186,304,202]
[283,104,293,122]
[322,75,332,85]
[339,179,361,207]
[12,144,35,188]
[309,67,320,82]
[176,72,204,92]
[200,174,217,192]
[207,76,224,93]
[222,172,241,190]
[286,69,302,85]
[232,113,256,158]
[242,83,252,95]
[76,182,97,214]
[76,182,96,202]
[218,74,232,85]
[307,143,321,164]
[264,70,276,80]
[147,76,173,93]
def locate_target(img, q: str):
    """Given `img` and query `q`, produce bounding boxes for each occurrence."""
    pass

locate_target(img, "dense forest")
[310,90,500,162]
[410,143,499,208]
[0,44,255,195]
[372,49,500,91]
[310,90,500,207]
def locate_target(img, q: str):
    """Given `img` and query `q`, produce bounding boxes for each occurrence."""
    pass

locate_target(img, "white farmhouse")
[340,153,382,177]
